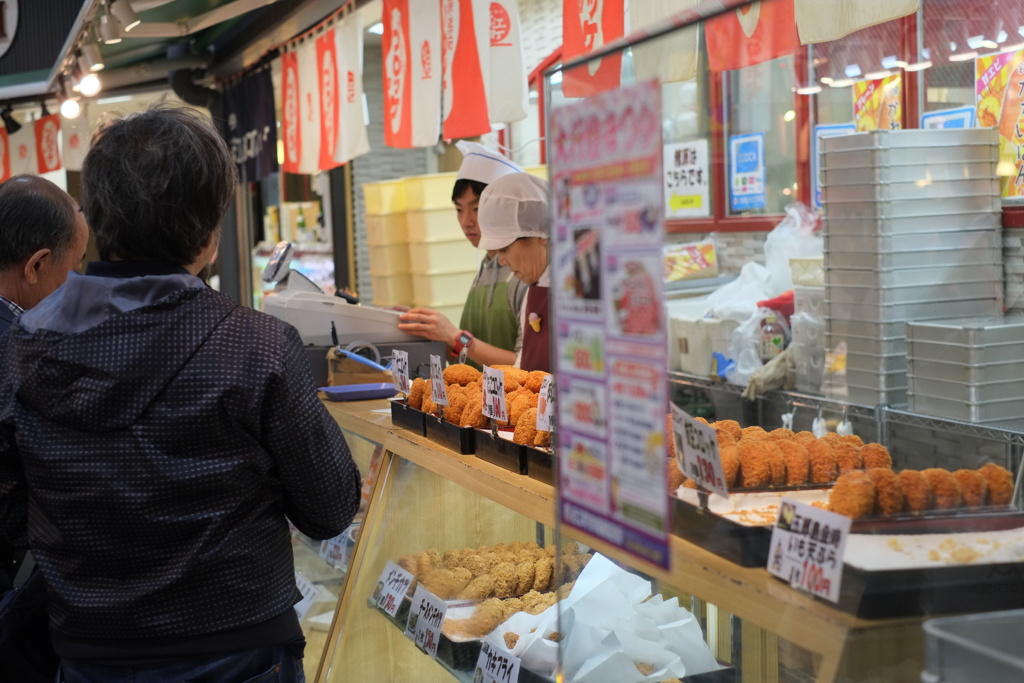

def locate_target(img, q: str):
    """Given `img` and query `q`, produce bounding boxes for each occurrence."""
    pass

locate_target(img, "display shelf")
[883,408,1024,446]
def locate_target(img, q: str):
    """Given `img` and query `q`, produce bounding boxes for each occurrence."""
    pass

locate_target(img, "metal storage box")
[819,161,996,186]
[824,247,1002,271]
[828,298,1002,324]
[907,357,1024,384]
[821,178,999,204]
[824,230,1000,254]
[907,393,1024,423]
[819,127,997,153]
[922,609,1024,683]
[828,317,916,340]
[825,265,1003,289]
[906,316,1024,346]
[844,368,907,391]
[908,340,1022,365]
[820,145,999,169]
[823,212,1001,235]
[828,333,906,358]
[908,376,1023,404]
[826,281,1001,306]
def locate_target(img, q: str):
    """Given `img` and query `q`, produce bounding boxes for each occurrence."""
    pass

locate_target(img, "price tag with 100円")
[391,349,410,394]
[474,639,521,683]
[670,404,728,499]
[767,499,850,604]
[374,560,414,617]
[429,355,449,407]
[404,584,447,658]
[482,366,508,423]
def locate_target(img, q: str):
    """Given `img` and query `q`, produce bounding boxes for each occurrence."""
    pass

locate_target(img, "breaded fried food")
[408,377,426,410]
[459,574,495,600]
[532,557,553,592]
[443,385,469,424]
[820,432,843,446]
[522,590,558,615]
[767,428,795,441]
[397,554,417,575]
[979,463,1014,505]
[513,407,539,445]
[737,441,772,488]
[525,370,549,393]
[443,548,468,570]
[713,419,743,442]
[460,395,490,428]
[501,598,524,621]
[534,429,551,447]
[421,380,437,414]
[420,567,472,599]
[668,458,686,491]
[897,470,934,513]
[921,468,962,510]
[952,469,988,507]
[715,428,736,447]
[776,440,809,486]
[490,364,530,387]
[504,632,520,650]
[682,478,698,489]
[492,562,519,598]
[720,445,740,488]
[828,471,876,518]
[833,443,863,475]
[741,426,768,442]
[515,561,536,595]
[860,443,892,470]
[840,434,864,447]
[458,598,507,638]
[763,441,787,486]
[806,439,837,484]
[509,391,538,427]
[865,468,903,515]
[666,414,676,459]
[792,431,816,445]
[443,363,481,386]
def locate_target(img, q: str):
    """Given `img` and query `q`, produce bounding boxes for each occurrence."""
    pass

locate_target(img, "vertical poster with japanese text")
[663,139,710,218]
[728,132,765,212]
[853,74,902,132]
[977,50,1024,198]
[551,81,670,569]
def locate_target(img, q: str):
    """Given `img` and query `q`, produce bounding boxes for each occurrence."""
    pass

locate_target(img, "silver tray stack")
[819,129,1003,407]
[906,316,1024,423]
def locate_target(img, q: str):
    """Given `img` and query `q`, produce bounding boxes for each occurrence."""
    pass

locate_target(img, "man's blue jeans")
[57,643,306,683]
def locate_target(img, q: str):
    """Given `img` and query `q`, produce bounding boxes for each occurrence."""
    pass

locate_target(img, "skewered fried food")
[979,463,1014,505]
[513,407,539,445]
[806,439,837,484]
[921,468,963,510]
[860,443,892,470]
[897,470,934,513]
[776,440,809,486]
[865,468,904,515]
[952,469,988,507]
[737,441,772,488]
[408,377,426,410]
[828,471,875,519]
[443,363,481,386]
[833,443,863,475]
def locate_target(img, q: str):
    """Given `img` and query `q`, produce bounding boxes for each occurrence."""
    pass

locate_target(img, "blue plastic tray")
[319,383,397,401]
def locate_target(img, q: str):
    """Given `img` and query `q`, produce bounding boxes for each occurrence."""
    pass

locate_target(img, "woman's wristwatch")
[451,330,474,358]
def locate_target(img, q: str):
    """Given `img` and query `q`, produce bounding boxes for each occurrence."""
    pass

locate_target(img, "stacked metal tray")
[906,316,1024,423]
[819,129,1003,407]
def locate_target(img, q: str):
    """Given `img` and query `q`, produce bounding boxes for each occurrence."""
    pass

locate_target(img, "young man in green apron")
[398,142,529,369]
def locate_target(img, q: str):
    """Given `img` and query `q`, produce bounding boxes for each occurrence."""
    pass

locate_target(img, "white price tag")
[294,572,321,622]
[536,375,555,432]
[392,349,410,394]
[404,584,447,658]
[429,355,449,406]
[767,499,851,604]
[374,560,414,617]
[474,640,521,683]
[482,366,508,422]
[670,405,728,499]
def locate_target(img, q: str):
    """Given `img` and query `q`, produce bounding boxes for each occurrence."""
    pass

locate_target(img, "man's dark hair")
[0,175,80,270]
[81,106,238,265]
[451,178,487,203]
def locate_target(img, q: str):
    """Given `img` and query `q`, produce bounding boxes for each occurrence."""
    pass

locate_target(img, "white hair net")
[477,173,550,251]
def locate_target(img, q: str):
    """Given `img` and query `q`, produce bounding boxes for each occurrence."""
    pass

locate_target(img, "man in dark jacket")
[0,107,361,682]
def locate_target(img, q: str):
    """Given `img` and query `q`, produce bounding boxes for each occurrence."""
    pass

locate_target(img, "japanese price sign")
[767,499,851,603]
[482,366,508,423]
[374,560,414,617]
[391,349,410,394]
[429,355,449,407]
[663,139,710,218]
[536,374,555,432]
[670,404,728,499]
[474,640,521,683]
[294,572,321,622]
[404,584,447,658]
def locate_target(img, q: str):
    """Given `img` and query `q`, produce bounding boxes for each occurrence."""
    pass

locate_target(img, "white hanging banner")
[628,0,699,83]
[795,0,918,44]
[486,0,527,123]
[297,38,321,174]
[7,123,35,177]
[334,11,372,163]
[409,1,443,146]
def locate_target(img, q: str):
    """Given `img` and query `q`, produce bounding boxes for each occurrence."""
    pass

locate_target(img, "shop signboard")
[551,80,670,569]
[976,50,1024,198]
[853,74,902,132]
[767,499,851,604]
[812,123,856,210]
[921,106,975,129]
[663,139,710,218]
[728,132,766,212]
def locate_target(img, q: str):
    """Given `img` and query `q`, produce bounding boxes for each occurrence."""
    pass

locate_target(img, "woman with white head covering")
[398,142,529,369]
[477,172,551,372]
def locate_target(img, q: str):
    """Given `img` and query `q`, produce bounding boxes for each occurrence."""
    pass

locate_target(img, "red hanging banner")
[382,0,413,148]
[441,0,490,140]
[705,0,799,72]
[280,51,302,174]
[0,129,9,182]
[562,0,625,98]
[316,29,342,171]
[35,114,61,174]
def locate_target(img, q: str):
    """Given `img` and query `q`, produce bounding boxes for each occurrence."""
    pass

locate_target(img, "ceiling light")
[796,85,822,95]
[1,107,21,134]
[998,30,1009,43]
[844,64,861,77]
[819,76,834,85]
[904,60,933,72]
[828,77,857,88]
[60,97,81,120]
[967,35,985,50]
[949,51,979,62]
[1001,42,1024,53]
[78,73,102,97]
[865,70,893,80]
[982,39,999,49]
[881,55,900,69]
[783,110,796,122]
[99,12,121,44]
[367,22,384,35]
[80,41,104,72]
[110,0,140,32]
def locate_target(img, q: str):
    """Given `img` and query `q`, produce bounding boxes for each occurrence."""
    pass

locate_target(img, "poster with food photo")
[976,50,1024,197]
[853,74,902,132]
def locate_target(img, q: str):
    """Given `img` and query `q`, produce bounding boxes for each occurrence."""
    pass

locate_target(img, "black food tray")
[525,445,555,486]
[671,495,772,567]
[390,399,427,436]
[474,430,527,475]
[424,414,475,454]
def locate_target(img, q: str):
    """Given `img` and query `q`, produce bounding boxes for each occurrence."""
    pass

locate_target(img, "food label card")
[536,374,555,432]
[670,404,728,499]
[482,366,508,423]
[429,355,449,407]
[767,499,851,604]
[374,560,414,617]
[404,584,446,658]
[474,640,521,683]
[294,572,321,622]
[392,349,410,394]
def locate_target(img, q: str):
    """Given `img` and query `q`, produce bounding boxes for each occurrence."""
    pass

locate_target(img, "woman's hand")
[397,308,459,344]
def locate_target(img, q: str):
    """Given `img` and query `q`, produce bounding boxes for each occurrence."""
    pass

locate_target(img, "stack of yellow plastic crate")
[363,179,413,308]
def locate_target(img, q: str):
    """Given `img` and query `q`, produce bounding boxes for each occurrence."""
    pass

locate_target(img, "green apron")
[459,272,519,371]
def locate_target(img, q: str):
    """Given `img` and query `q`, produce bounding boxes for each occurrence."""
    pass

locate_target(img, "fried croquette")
[865,468,904,515]
[452,598,507,638]
[860,443,892,470]
[504,632,520,650]
[682,477,698,489]
[666,414,676,459]
[408,377,426,410]
[776,440,809,486]
[897,470,934,513]
[921,468,963,510]
[828,471,876,518]
[819,432,843,446]
[515,561,536,595]
[443,363,482,386]
[806,439,838,484]
[531,557,553,592]
[792,431,817,444]
[767,428,795,441]
[979,463,1014,505]
[460,395,489,428]
[715,428,737,447]
[442,547,467,570]
[513,407,539,445]
[421,381,437,414]
[741,426,768,442]
[763,441,787,486]
[459,574,495,600]
[509,391,538,427]
[720,445,740,488]
[833,443,863,475]
[840,434,864,447]
[952,469,988,507]
[713,419,743,442]
[737,441,772,488]
[667,458,686,491]
[534,429,551,447]
[420,567,472,599]
[525,370,549,393]
[443,385,469,424]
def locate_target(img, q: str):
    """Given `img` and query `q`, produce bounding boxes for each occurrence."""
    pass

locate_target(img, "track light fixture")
[78,73,102,97]
[99,9,121,44]
[80,40,105,72]
[110,0,141,32]
[1,106,22,135]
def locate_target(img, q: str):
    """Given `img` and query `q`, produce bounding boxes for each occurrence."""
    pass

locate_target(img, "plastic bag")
[763,203,822,296]
[705,262,774,323]
[724,307,792,387]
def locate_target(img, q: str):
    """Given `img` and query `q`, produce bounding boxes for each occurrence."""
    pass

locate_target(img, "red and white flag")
[795,0,918,44]
[334,11,371,164]
[562,0,625,98]
[487,0,527,123]
[382,0,441,148]
[280,51,302,174]
[61,104,89,171]
[629,0,699,84]
[441,0,491,140]
[297,38,320,174]
[0,129,9,182]
[316,29,342,171]
[706,0,799,72]
[35,115,61,174]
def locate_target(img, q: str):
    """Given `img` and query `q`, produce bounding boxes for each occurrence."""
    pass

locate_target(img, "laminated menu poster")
[976,50,1024,197]
[853,74,902,132]
[550,80,670,569]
